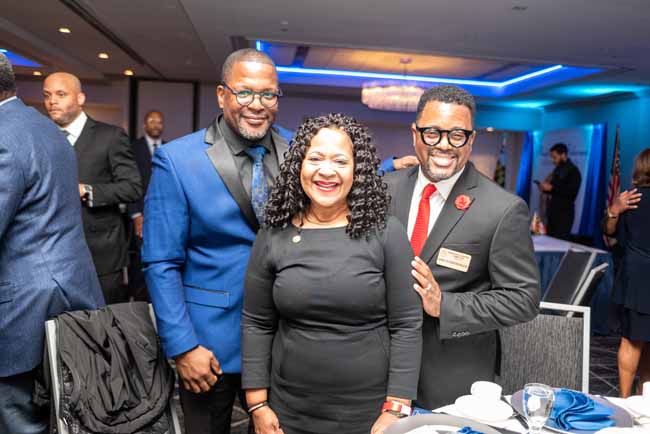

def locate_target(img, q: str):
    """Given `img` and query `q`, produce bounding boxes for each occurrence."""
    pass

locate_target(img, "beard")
[421,149,461,182]
[237,118,270,141]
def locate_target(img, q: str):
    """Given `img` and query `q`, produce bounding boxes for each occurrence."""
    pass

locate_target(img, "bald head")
[43,72,85,127]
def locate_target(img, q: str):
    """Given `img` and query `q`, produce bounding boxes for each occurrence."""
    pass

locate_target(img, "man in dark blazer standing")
[127,110,164,300]
[538,143,582,240]
[385,85,540,409]
[43,72,143,304]
[0,54,105,434]
[143,49,288,434]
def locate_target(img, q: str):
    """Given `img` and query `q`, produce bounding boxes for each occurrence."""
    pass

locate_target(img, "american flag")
[607,125,621,208]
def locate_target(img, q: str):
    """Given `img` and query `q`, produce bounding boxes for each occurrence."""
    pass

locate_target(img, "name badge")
[436,247,472,272]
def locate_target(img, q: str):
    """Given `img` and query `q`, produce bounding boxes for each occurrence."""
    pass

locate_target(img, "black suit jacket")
[385,163,540,408]
[128,136,163,215]
[75,116,143,275]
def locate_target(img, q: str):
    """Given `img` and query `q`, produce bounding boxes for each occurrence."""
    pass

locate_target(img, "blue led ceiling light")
[256,40,603,99]
[0,49,41,68]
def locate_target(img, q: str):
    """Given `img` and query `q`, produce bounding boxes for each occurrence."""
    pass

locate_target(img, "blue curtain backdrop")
[578,123,608,246]
[516,131,534,204]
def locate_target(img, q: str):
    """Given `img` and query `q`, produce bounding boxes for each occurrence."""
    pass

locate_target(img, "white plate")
[454,394,513,423]
[625,396,650,417]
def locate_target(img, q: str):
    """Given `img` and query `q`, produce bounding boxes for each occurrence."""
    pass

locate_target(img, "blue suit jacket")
[142,119,288,373]
[0,98,105,377]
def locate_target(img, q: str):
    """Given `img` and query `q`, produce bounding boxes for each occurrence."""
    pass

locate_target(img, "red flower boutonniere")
[454,194,472,211]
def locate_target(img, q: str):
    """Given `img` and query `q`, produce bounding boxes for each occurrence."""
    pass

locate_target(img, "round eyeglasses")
[221,82,282,108]
[415,126,475,148]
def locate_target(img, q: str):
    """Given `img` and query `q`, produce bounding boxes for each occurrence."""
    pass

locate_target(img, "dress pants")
[98,269,129,304]
[0,369,48,434]
[179,373,250,434]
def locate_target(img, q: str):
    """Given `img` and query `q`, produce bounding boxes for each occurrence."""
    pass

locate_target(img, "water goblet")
[522,383,555,434]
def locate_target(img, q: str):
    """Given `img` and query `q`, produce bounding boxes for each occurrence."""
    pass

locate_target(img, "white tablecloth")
[434,396,650,433]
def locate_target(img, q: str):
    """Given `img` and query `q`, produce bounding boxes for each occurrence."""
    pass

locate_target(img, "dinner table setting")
[385,381,650,434]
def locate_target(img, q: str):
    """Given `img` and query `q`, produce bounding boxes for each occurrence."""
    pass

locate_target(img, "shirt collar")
[218,115,273,155]
[63,111,88,139]
[0,96,17,108]
[145,133,161,147]
[414,164,466,201]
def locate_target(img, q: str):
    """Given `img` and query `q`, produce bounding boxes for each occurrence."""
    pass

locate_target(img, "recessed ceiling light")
[33,71,42,76]
[98,52,109,59]
[123,69,134,76]
[58,27,71,34]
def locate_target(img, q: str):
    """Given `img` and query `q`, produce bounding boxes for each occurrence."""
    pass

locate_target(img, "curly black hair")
[265,113,389,239]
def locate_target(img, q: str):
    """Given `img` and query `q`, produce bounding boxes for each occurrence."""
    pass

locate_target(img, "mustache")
[428,150,458,158]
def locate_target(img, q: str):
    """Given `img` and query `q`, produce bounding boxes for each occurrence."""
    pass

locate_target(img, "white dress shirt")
[407,166,466,240]
[0,95,17,107]
[145,134,162,156]
[61,111,88,146]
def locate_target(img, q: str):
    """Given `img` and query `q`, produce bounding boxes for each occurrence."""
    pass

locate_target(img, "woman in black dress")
[241,113,422,434]
[604,148,650,397]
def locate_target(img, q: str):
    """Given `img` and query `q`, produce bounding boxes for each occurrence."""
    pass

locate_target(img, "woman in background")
[604,148,650,397]
[241,113,422,434]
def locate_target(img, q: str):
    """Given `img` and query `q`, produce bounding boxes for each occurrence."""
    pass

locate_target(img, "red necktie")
[410,184,437,256]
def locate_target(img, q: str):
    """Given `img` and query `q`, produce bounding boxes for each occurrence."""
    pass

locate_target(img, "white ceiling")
[2,0,649,102]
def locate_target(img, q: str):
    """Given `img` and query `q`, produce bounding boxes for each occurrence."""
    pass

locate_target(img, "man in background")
[385,85,540,408]
[539,142,582,240]
[0,53,104,434]
[127,110,164,301]
[43,72,143,304]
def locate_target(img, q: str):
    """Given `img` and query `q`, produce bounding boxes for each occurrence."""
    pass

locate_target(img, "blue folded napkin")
[457,427,484,434]
[412,407,433,415]
[549,389,615,431]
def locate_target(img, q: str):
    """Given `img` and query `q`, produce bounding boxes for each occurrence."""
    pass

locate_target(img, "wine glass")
[522,383,555,434]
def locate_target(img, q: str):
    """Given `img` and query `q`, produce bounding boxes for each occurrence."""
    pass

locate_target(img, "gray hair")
[0,52,16,93]
[221,48,276,83]
[416,85,476,123]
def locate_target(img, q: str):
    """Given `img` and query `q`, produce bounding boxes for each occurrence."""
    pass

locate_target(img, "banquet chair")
[497,302,590,395]
[542,249,596,306]
[44,304,182,434]
[570,262,609,310]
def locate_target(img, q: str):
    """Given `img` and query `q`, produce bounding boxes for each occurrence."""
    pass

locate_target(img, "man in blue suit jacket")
[143,49,289,434]
[0,53,105,434]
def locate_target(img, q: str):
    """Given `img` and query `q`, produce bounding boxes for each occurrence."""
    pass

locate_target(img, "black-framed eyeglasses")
[221,82,282,108]
[415,126,475,148]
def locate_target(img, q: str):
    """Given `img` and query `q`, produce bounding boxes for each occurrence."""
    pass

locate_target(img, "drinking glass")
[522,383,555,434]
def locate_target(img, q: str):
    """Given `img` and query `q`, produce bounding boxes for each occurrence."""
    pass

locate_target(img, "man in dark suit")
[143,49,288,434]
[129,110,164,238]
[385,85,540,409]
[127,110,164,300]
[43,72,143,304]
[538,143,582,240]
[0,54,105,434]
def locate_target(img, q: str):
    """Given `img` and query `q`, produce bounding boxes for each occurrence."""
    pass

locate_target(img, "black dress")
[241,217,422,434]
[613,186,650,342]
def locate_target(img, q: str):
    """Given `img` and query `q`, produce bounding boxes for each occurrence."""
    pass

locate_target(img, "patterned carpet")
[170,335,625,433]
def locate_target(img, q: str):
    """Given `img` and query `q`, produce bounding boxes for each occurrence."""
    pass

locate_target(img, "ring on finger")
[425,284,433,292]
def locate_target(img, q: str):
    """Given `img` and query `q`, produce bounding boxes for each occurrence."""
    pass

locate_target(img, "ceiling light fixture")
[486,127,495,132]
[98,52,109,59]
[33,71,42,76]
[58,27,71,34]
[361,58,425,112]
[123,69,134,76]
